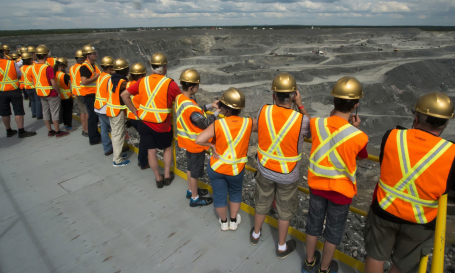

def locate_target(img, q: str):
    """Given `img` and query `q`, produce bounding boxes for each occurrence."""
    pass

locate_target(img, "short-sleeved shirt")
[46,66,58,97]
[79,66,93,79]
[126,77,181,132]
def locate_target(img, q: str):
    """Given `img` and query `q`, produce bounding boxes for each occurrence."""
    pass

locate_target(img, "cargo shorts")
[254,170,299,221]
[76,96,87,114]
[363,208,434,273]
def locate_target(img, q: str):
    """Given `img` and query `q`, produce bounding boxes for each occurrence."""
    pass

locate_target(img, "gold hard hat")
[272,73,297,93]
[150,52,167,65]
[113,58,129,70]
[130,63,147,75]
[2,45,10,51]
[20,46,27,53]
[331,76,363,99]
[11,53,18,59]
[179,68,200,84]
[82,44,96,55]
[414,92,454,119]
[16,49,21,54]
[75,49,84,58]
[220,87,246,110]
[57,57,68,66]
[21,52,32,60]
[27,46,36,53]
[100,56,115,66]
[35,45,49,55]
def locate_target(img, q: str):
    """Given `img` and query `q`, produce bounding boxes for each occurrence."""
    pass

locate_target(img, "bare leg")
[15,115,24,129]
[189,175,198,198]
[53,120,60,132]
[388,265,402,273]
[148,148,162,180]
[365,256,386,273]
[163,146,172,178]
[254,213,267,234]
[215,206,228,221]
[81,113,88,132]
[229,202,241,219]
[277,219,290,246]
[43,120,53,131]
[2,116,11,129]
[305,234,319,263]
[320,241,337,271]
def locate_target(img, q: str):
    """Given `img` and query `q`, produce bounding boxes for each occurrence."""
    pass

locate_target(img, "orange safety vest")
[106,78,127,117]
[56,71,71,99]
[70,64,82,96]
[94,72,111,110]
[0,59,19,91]
[5,55,12,60]
[46,57,56,67]
[31,63,53,97]
[20,64,34,90]
[210,116,253,176]
[137,74,172,123]
[376,129,455,224]
[126,80,140,120]
[16,57,21,63]
[79,61,101,96]
[257,104,303,174]
[307,116,369,198]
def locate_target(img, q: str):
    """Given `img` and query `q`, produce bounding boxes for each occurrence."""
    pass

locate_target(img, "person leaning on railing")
[250,72,311,259]
[364,92,455,273]
[196,87,254,231]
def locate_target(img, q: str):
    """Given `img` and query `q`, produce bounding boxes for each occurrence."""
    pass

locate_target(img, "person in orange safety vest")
[364,92,455,273]
[55,57,77,132]
[70,49,89,137]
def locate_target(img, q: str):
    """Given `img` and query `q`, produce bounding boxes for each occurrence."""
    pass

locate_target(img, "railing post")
[172,103,177,172]
[418,255,428,273]
[431,194,447,273]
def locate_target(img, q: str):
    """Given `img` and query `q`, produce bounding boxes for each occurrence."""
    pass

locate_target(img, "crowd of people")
[1,43,454,273]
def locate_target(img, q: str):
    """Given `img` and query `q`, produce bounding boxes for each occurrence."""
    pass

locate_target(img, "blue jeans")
[25,89,36,116]
[33,91,43,118]
[207,162,245,208]
[96,113,113,154]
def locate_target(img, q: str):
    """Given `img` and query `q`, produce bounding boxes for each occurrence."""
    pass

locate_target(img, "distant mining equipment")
[312,49,326,55]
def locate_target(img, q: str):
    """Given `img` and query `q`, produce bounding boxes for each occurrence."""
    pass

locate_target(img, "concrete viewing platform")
[0,106,360,273]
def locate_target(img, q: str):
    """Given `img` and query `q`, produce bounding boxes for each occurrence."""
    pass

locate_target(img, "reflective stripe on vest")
[57,72,71,99]
[31,64,53,96]
[378,130,451,223]
[20,65,34,89]
[175,98,204,141]
[106,79,127,117]
[0,60,19,91]
[95,73,111,107]
[257,106,302,173]
[70,65,82,96]
[309,118,362,183]
[139,76,172,122]
[79,61,99,88]
[211,118,249,175]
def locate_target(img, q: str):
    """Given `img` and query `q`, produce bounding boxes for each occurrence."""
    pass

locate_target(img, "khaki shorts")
[254,170,299,221]
[76,96,87,114]
[363,208,434,273]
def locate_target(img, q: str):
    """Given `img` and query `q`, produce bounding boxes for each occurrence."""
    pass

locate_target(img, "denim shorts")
[306,191,350,245]
[207,162,244,208]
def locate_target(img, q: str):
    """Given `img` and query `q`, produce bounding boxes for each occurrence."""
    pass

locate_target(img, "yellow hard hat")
[75,49,84,58]
[2,45,10,51]
[21,52,32,60]
[130,63,147,75]
[27,46,36,53]
[272,73,297,93]
[220,87,246,110]
[36,45,49,55]
[11,53,18,59]
[150,52,167,65]
[331,76,363,100]
[82,44,96,55]
[16,49,21,54]
[20,46,27,53]
[57,57,68,66]
[414,92,454,119]
[179,68,200,84]
[100,56,115,66]
[113,58,129,71]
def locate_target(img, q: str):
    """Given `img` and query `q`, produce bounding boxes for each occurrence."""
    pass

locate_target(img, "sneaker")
[122,146,129,153]
[48,130,56,137]
[18,131,37,138]
[229,214,242,231]
[90,141,102,145]
[32,115,36,118]
[219,218,229,231]
[301,251,322,273]
[65,126,77,132]
[113,159,131,167]
[37,117,43,120]
[156,174,164,188]
[82,131,88,137]
[186,188,209,199]
[250,227,261,246]
[121,153,128,158]
[277,239,297,259]
[163,172,175,186]
[140,163,150,170]
[318,261,339,273]
[105,150,113,156]
[56,131,70,138]
[189,196,213,207]
[6,129,17,137]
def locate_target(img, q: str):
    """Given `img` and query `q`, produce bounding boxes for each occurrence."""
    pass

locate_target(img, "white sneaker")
[229,214,242,231]
[219,218,229,231]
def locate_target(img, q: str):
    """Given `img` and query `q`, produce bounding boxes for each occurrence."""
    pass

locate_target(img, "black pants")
[61,98,73,127]
[130,119,148,168]
[23,89,29,100]
[82,94,101,144]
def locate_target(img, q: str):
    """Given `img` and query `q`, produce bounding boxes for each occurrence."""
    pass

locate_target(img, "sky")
[1,0,455,30]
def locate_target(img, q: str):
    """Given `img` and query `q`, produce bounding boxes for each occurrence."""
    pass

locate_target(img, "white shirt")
[94,104,107,115]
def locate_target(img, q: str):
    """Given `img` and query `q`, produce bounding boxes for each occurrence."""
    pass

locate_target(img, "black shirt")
[372,127,455,229]
[79,65,93,79]
[63,74,70,86]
